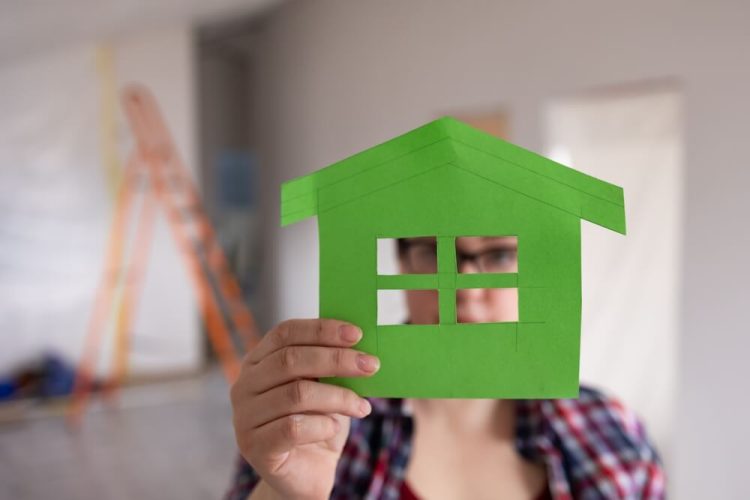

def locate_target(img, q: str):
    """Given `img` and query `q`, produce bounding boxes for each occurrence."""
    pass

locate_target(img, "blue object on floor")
[0,379,16,400]
[40,353,76,398]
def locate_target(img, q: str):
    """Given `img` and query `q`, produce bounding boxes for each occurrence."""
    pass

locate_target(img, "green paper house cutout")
[281,117,625,399]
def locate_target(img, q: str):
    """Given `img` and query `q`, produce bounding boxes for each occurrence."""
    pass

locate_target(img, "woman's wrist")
[248,480,329,500]
[247,480,284,500]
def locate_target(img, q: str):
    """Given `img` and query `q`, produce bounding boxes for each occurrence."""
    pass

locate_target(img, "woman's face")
[398,236,519,325]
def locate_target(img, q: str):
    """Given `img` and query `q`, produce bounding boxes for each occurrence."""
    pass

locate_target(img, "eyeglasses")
[401,239,518,274]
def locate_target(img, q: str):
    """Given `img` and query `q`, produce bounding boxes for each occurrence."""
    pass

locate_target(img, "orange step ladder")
[68,84,261,425]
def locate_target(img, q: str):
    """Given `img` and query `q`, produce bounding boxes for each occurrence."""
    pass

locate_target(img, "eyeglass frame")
[396,237,518,274]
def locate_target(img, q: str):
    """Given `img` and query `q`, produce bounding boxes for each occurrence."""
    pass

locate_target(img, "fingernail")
[357,354,380,373]
[340,325,362,343]
[359,399,372,416]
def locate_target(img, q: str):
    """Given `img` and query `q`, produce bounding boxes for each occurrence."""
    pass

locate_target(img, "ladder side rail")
[147,156,242,382]
[106,178,160,397]
[68,154,143,425]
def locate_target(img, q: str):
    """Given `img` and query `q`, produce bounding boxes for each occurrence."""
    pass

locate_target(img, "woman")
[227,237,665,499]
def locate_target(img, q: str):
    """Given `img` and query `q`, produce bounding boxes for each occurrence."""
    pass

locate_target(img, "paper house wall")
[281,117,625,398]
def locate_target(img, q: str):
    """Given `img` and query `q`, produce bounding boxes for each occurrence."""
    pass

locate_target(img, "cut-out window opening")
[378,237,436,275]
[456,288,519,324]
[377,289,438,325]
[455,236,518,274]
[377,236,519,325]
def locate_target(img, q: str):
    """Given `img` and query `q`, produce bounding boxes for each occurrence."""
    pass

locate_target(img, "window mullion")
[437,236,456,324]
[376,274,439,290]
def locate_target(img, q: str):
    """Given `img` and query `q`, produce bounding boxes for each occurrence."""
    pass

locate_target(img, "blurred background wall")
[0,27,201,378]
[1,1,748,499]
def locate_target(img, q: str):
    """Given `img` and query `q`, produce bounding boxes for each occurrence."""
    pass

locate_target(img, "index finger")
[246,319,362,364]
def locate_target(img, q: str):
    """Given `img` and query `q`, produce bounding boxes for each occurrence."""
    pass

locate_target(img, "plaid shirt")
[226,385,665,499]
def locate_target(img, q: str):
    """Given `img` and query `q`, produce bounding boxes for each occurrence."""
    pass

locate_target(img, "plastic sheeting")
[0,37,201,378]
[0,47,107,374]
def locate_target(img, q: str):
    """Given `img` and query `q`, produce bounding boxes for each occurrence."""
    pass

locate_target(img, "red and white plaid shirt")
[226,385,665,499]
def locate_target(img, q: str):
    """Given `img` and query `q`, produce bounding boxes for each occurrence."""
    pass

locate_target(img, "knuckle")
[288,380,311,407]
[282,415,302,442]
[280,346,300,372]
[273,321,293,347]
[239,351,253,368]
[239,351,257,372]
[331,347,345,369]
[314,319,325,342]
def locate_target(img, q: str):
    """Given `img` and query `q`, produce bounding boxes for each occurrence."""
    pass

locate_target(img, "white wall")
[248,2,750,498]
[115,26,202,376]
[0,25,202,378]
[547,87,683,470]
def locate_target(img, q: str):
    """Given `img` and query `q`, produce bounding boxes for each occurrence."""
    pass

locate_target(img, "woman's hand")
[230,319,380,500]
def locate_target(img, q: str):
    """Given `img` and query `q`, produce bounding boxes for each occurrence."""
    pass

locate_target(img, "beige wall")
[248,2,750,498]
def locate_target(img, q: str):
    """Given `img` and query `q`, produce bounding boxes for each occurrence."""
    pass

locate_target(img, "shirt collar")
[368,397,411,418]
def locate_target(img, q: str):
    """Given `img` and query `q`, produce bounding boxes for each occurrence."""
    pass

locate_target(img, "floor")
[0,370,238,500]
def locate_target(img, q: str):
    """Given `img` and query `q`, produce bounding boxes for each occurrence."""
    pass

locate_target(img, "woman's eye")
[413,245,436,259]
[485,249,517,270]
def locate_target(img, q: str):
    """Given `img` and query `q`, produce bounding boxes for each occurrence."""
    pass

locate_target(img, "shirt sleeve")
[578,387,667,499]
[224,455,261,500]
[543,386,667,499]
[610,395,667,499]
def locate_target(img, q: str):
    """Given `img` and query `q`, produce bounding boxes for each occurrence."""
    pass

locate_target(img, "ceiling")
[0,0,282,63]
